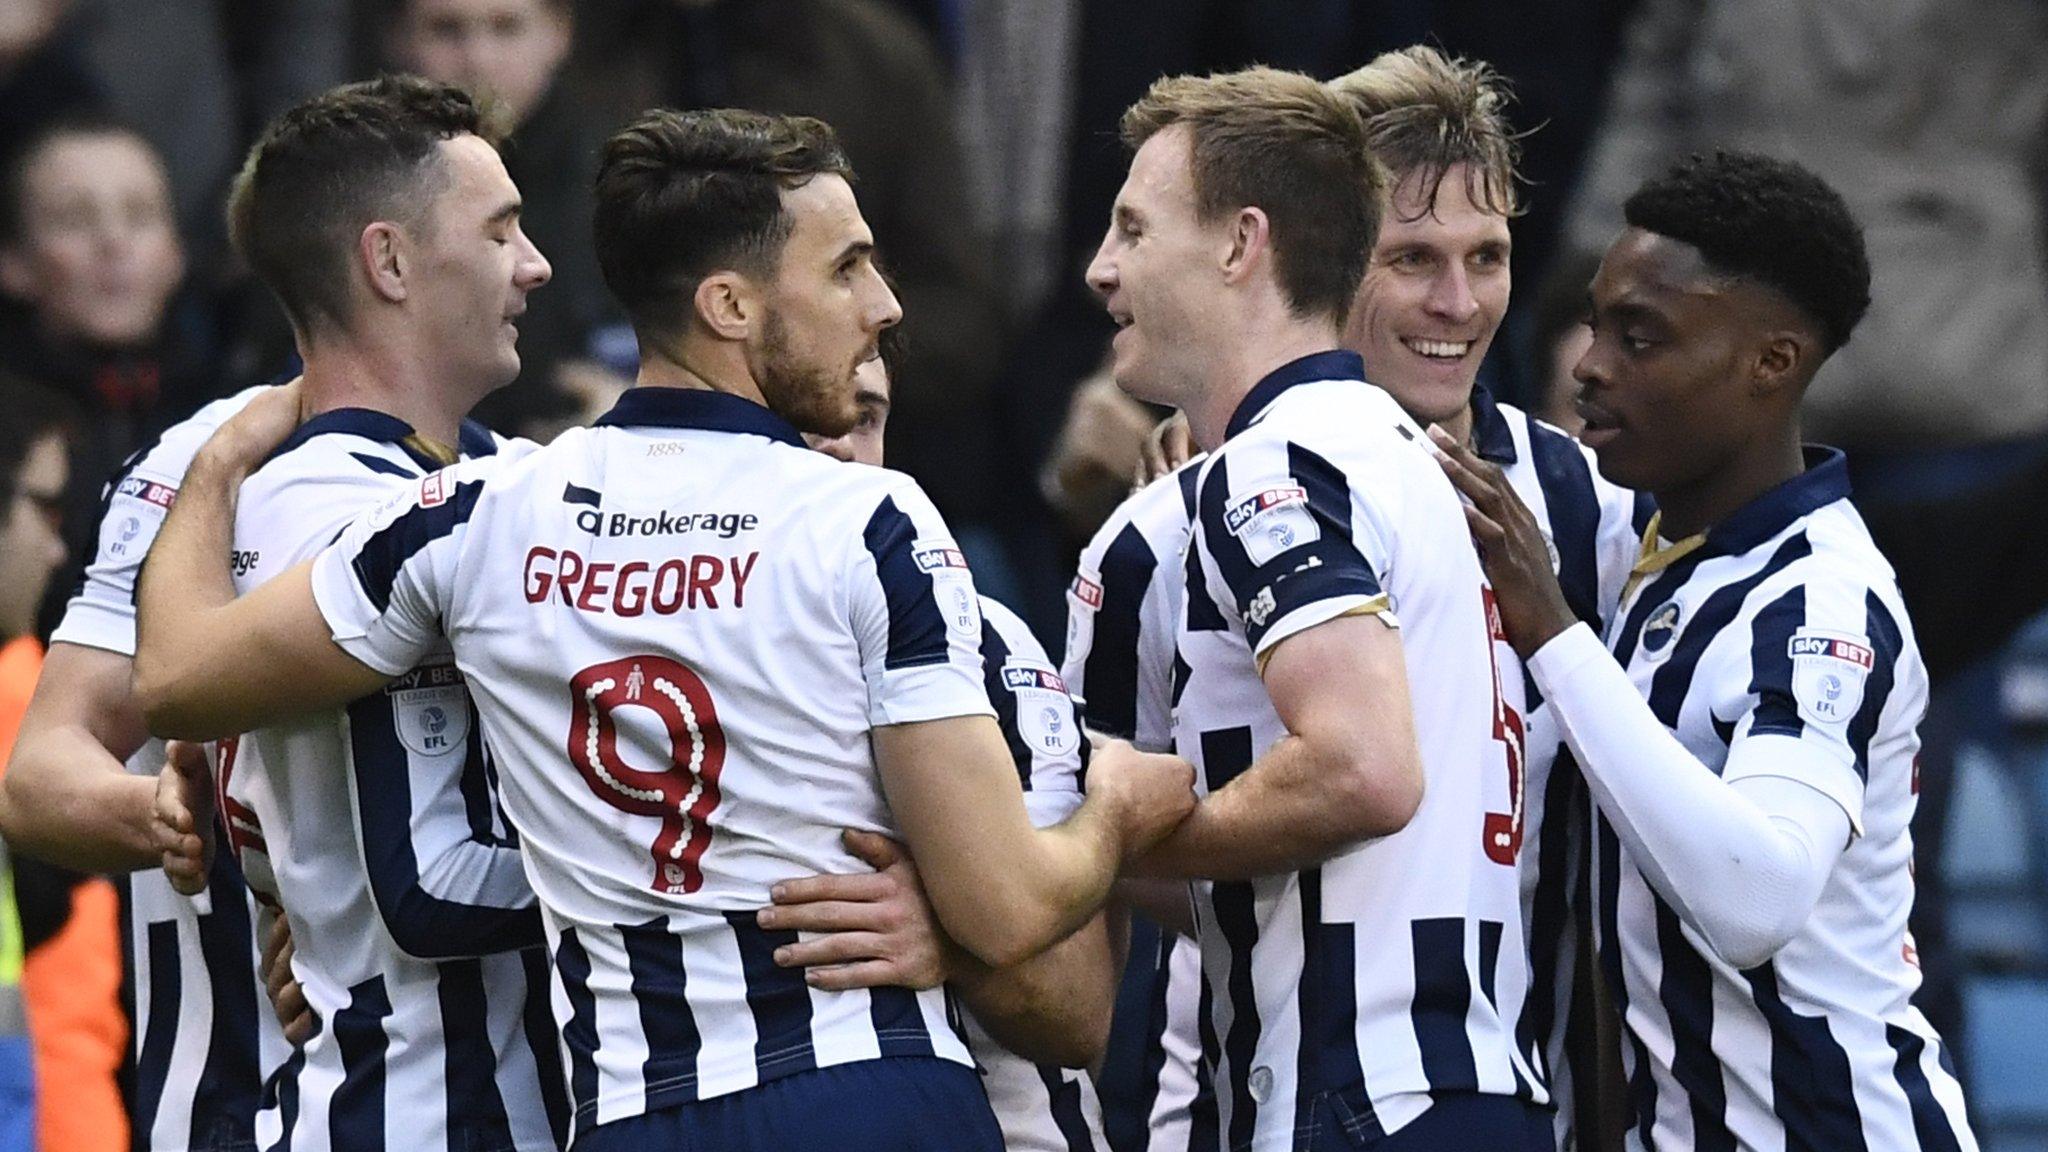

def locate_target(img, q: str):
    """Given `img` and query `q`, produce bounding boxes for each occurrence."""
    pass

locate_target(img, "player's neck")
[1652,423,1806,542]
[634,346,770,409]
[296,339,470,448]
[1186,319,1347,452]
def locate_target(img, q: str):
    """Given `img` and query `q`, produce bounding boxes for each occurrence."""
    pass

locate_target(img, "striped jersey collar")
[596,386,807,448]
[1633,446,1850,577]
[1467,383,1517,464]
[1223,350,1367,441]
[270,407,497,471]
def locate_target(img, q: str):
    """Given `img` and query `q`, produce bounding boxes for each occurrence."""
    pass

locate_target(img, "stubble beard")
[758,308,860,438]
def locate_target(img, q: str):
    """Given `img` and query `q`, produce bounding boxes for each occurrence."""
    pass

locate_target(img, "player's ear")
[359,220,408,305]
[693,271,755,342]
[1220,206,1272,285]
[1750,329,1809,400]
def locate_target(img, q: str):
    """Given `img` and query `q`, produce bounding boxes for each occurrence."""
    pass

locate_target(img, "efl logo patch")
[118,476,178,510]
[1002,660,1079,757]
[420,471,448,508]
[1788,627,1873,727]
[1225,485,1319,567]
[1071,574,1103,610]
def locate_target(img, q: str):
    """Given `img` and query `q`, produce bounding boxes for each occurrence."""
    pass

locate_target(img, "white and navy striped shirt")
[307,388,983,1141]
[1469,385,1648,1148]
[223,410,567,1151]
[48,386,295,1152]
[1176,352,1544,1151]
[1062,461,1216,1152]
[1589,449,1973,1151]
[967,596,1111,1152]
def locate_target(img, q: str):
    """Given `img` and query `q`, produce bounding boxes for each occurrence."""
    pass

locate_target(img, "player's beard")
[757,308,862,438]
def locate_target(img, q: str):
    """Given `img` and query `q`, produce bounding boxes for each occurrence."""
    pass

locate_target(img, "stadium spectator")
[0,1,97,169]
[0,374,127,1152]
[386,0,630,438]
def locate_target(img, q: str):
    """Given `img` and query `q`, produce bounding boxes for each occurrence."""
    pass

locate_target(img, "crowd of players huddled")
[0,2,2043,1151]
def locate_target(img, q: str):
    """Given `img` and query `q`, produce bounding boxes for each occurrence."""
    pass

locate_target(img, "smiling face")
[1343,163,1510,427]
[1573,226,1786,495]
[403,133,551,398]
[746,174,901,439]
[1,131,185,349]
[1086,126,1228,411]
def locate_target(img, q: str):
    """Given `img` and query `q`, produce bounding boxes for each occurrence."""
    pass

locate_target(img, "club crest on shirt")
[1003,662,1079,757]
[1640,600,1683,659]
[1225,485,1319,567]
[1788,628,1873,727]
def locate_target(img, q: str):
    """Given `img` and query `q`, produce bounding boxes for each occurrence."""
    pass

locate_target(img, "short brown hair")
[1328,46,1524,220]
[593,108,853,344]
[1121,67,1382,324]
[228,75,488,339]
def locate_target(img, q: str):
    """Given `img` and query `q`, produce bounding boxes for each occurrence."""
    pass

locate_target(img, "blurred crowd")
[0,0,2044,1147]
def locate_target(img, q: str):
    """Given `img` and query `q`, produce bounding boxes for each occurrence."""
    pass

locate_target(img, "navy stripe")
[348,691,541,957]
[1477,918,1503,1010]
[1632,491,1658,536]
[263,1025,311,1152]
[1182,520,1228,634]
[349,451,420,479]
[1212,880,1262,1151]
[1519,747,1581,1083]
[1177,462,1201,519]
[1288,444,1354,546]
[562,482,602,507]
[1647,535,1814,730]
[458,418,499,459]
[1039,1067,1097,1152]
[1197,726,1255,797]
[436,959,515,1148]
[1129,925,1176,1150]
[1848,591,1903,779]
[1595,814,1661,1146]
[622,918,705,1109]
[1526,421,1605,631]
[1743,963,1867,1152]
[1296,871,1377,1140]
[191,845,263,1149]
[555,928,601,1135]
[1885,1025,1964,1152]
[1747,586,1808,739]
[520,947,572,1147]
[458,707,503,845]
[1082,522,1157,739]
[868,986,937,1058]
[979,618,1034,788]
[1169,651,1192,710]
[862,496,953,670]
[349,477,484,612]
[133,919,181,1140]
[725,911,819,1077]
[1191,966,1221,1152]
[1656,898,1733,1150]
[330,975,392,1151]
[1410,918,1479,1092]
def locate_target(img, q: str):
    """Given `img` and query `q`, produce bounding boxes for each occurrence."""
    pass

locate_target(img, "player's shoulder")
[978,595,1048,659]
[124,384,269,485]
[1084,455,1203,564]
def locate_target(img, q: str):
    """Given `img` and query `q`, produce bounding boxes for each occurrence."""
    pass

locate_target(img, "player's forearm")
[1531,624,1844,967]
[954,909,1120,1069]
[1134,735,1403,880]
[965,800,1126,970]
[1,727,159,871]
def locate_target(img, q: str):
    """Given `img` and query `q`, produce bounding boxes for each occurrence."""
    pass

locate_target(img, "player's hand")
[1087,740,1197,860]
[201,377,306,473]
[1138,411,1194,485]
[152,739,216,895]
[262,914,316,1046]
[1429,426,1578,658]
[761,829,951,991]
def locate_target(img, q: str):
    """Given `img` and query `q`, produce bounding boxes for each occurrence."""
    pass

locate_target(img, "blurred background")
[0,0,2043,1147]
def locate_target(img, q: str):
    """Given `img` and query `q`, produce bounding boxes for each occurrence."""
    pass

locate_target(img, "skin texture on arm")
[0,642,159,871]
[871,714,1192,970]
[133,395,392,740]
[1136,611,1425,881]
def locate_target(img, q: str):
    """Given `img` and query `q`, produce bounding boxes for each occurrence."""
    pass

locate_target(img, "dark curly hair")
[594,108,852,344]
[1623,151,1871,353]
[229,75,488,339]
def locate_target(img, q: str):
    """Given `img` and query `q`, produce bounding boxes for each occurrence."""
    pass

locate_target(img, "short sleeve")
[48,465,181,655]
[311,466,484,678]
[849,480,996,728]
[1726,576,1906,834]
[1197,436,1392,659]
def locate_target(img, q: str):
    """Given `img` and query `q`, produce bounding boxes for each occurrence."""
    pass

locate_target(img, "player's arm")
[1134,610,1424,880]
[873,717,1188,970]
[951,907,1122,1069]
[0,642,160,871]
[1439,432,1852,968]
[134,392,393,739]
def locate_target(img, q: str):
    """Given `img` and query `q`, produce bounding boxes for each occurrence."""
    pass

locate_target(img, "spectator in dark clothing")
[0,1,99,170]
[386,0,630,438]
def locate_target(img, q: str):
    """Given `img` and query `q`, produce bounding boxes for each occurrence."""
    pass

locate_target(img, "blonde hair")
[1328,46,1523,219]
[1121,67,1385,322]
